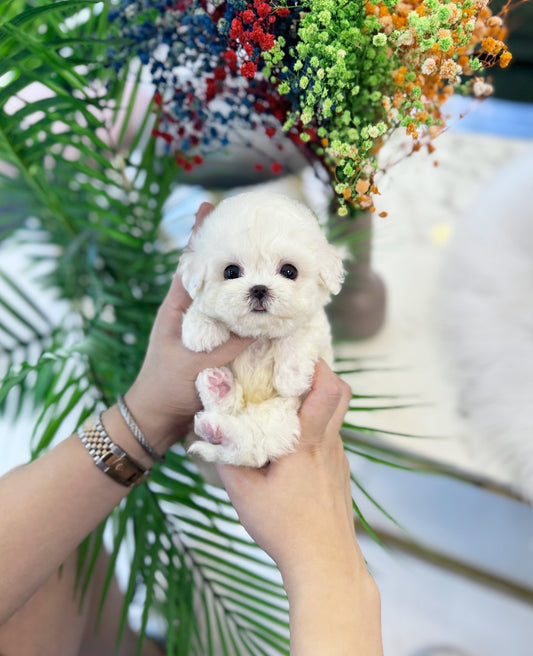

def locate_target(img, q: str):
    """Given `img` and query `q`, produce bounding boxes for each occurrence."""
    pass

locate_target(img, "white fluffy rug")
[440,146,533,503]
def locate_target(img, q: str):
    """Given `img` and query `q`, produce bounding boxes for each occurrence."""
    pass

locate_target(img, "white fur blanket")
[439,146,533,503]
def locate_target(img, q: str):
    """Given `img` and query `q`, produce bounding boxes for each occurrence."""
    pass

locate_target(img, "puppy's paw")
[196,367,234,411]
[275,358,315,398]
[194,412,226,445]
[189,413,232,465]
[188,440,225,464]
[182,310,230,353]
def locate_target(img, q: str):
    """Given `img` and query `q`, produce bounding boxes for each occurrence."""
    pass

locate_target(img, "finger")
[325,377,352,436]
[216,463,263,501]
[198,333,255,369]
[158,273,191,326]
[298,360,346,444]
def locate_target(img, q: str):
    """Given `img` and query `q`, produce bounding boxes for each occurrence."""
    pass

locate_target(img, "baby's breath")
[108,0,513,213]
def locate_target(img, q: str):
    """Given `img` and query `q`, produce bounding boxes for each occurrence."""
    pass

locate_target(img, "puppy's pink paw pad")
[198,420,225,445]
[207,371,231,399]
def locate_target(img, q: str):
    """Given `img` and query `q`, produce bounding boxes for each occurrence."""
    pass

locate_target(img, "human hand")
[217,359,363,585]
[123,202,253,454]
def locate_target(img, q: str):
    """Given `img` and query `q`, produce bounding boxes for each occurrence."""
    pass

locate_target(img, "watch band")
[78,415,150,488]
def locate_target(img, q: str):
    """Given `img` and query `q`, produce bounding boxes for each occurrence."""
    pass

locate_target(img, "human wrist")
[279,540,366,600]
[122,385,193,455]
[99,405,156,471]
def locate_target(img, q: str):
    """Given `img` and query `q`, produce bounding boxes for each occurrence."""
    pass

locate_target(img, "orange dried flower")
[482,36,501,54]
[355,178,370,194]
[499,50,512,68]
[357,194,373,210]
[393,66,407,85]
[487,16,503,28]
[393,91,404,108]
[406,122,418,138]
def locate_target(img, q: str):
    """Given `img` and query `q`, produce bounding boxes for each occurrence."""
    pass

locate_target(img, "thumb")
[199,334,255,369]
[298,360,350,444]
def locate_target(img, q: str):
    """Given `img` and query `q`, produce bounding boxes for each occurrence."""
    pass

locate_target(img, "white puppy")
[178,191,345,467]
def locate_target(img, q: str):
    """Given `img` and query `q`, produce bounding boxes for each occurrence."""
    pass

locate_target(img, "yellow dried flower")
[499,51,512,68]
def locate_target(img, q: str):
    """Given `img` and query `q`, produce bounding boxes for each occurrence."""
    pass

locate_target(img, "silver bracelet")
[117,394,165,464]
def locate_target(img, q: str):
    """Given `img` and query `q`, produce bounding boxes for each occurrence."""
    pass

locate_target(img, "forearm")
[283,550,383,655]
[0,404,172,625]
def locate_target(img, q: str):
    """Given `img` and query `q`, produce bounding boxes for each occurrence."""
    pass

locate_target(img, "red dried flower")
[214,66,226,81]
[256,3,271,18]
[241,61,257,79]
[259,32,274,50]
[229,18,243,38]
[222,49,238,72]
[242,9,255,23]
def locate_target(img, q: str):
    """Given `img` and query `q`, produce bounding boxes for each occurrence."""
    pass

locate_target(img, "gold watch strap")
[78,415,150,488]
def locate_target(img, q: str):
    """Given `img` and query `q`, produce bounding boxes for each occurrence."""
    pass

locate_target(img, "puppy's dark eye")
[280,264,298,280]
[224,264,242,280]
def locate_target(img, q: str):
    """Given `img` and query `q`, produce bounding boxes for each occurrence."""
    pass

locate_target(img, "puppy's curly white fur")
[178,191,345,467]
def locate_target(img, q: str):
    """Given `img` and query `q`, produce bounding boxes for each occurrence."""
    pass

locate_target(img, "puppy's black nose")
[250,285,268,300]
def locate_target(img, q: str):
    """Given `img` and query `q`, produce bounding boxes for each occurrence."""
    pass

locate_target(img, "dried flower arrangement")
[108,0,513,214]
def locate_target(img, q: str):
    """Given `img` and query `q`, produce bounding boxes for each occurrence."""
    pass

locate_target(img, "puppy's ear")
[319,243,346,295]
[177,250,206,299]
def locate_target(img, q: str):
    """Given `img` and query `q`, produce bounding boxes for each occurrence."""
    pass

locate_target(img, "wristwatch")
[78,415,150,488]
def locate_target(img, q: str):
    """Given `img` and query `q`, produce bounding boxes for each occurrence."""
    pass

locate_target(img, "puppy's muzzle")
[249,285,270,312]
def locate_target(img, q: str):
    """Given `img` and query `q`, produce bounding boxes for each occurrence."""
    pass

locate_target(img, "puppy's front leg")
[273,337,317,399]
[182,305,230,352]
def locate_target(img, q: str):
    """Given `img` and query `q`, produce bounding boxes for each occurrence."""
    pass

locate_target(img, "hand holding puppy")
[218,360,383,655]
[124,202,254,455]
[217,359,356,575]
